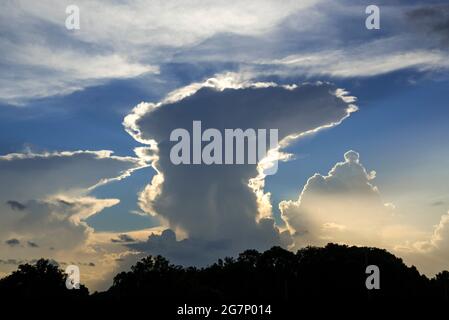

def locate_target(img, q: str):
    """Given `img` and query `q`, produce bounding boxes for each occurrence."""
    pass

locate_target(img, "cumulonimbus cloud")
[123,74,357,265]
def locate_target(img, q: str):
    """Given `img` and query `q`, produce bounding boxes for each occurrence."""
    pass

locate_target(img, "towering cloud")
[124,74,357,265]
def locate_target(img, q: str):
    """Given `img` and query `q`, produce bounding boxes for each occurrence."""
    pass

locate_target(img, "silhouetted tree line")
[1,244,448,306]
[0,259,89,301]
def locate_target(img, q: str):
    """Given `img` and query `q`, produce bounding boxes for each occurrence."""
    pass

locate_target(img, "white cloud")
[280,150,395,248]
[395,212,449,276]
[0,0,316,103]
[12,0,314,47]
[0,37,156,103]
[171,4,449,78]
[259,47,449,78]
[3,1,449,103]
[414,213,449,253]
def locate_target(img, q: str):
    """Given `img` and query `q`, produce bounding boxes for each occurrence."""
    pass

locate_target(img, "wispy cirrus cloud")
[3,1,449,104]
[255,46,449,78]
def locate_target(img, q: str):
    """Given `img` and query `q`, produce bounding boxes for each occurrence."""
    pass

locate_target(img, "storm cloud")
[124,75,357,265]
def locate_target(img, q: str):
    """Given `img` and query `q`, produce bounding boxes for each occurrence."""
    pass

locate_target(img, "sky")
[1,0,449,291]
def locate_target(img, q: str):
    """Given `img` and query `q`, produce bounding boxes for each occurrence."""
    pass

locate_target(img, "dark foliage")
[0,259,88,301]
[103,244,448,303]
[1,244,448,310]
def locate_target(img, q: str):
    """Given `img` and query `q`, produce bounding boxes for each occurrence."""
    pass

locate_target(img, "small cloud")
[130,210,148,217]
[111,234,136,243]
[57,199,74,207]
[431,201,445,207]
[27,240,39,248]
[5,238,20,247]
[6,200,26,211]
[0,259,19,265]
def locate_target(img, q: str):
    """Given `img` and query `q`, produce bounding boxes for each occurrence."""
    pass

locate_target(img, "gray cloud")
[6,200,26,211]
[3,1,449,103]
[0,258,95,267]
[431,201,445,207]
[0,150,145,254]
[127,230,231,266]
[0,0,311,103]
[7,197,119,251]
[175,2,449,79]
[0,150,144,202]
[27,241,39,248]
[0,149,152,291]
[5,239,20,247]
[407,5,449,47]
[124,75,357,265]
[111,234,136,243]
[396,211,449,277]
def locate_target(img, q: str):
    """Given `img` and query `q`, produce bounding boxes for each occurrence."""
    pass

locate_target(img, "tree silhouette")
[102,244,448,305]
[0,258,88,301]
[431,270,449,301]
[1,244,448,308]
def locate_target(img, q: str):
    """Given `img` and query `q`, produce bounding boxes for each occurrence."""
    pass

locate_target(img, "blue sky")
[2,67,447,233]
[1,0,449,290]
[268,70,449,227]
